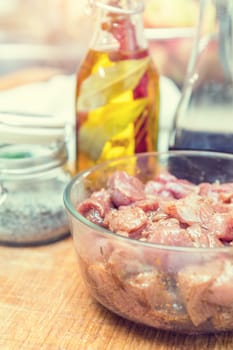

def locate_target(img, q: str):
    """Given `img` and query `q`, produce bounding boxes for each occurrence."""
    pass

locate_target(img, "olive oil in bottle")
[75,0,160,172]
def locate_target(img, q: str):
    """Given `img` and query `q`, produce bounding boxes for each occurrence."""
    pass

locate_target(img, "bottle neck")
[187,0,233,80]
[89,0,148,55]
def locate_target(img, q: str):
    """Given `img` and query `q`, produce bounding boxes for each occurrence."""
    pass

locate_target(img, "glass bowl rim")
[63,150,233,253]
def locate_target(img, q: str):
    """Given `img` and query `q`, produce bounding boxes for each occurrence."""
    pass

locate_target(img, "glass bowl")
[64,151,233,334]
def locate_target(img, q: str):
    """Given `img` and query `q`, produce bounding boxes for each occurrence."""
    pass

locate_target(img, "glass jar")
[169,0,233,153]
[0,112,71,246]
[75,0,160,172]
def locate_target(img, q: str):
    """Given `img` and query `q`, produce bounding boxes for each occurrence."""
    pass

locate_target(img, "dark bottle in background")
[169,0,233,154]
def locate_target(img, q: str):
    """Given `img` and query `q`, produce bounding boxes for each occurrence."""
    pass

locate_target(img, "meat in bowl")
[64,151,233,334]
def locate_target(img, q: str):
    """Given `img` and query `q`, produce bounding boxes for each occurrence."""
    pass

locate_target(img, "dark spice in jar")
[0,176,70,246]
[0,140,71,246]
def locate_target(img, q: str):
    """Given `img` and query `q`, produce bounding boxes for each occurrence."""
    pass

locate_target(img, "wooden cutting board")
[0,237,233,350]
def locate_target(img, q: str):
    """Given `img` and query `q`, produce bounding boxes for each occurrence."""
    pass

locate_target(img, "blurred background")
[0,0,217,152]
[0,0,216,86]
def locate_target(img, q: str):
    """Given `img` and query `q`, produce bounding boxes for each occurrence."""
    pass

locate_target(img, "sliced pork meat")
[104,206,147,238]
[77,188,112,226]
[107,170,145,207]
[142,219,194,247]
[132,198,159,212]
[203,259,233,307]
[187,224,224,248]
[161,194,215,227]
[207,212,233,242]
[108,247,149,280]
[144,180,164,197]
[124,270,177,310]
[145,172,197,199]
[199,182,233,204]
[178,258,233,327]
[164,179,197,199]
[198,183,219,202]
[177,260,224,326]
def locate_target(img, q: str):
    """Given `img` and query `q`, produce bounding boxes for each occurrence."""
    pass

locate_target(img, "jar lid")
[0,111,65,144]
[0,112,68,179]
[0,142,68,178]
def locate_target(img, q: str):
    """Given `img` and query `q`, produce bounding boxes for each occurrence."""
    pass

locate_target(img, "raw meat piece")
[178,260,223,326]
[76,188,112,226]
[142,219,194,247]
[161,194,214,226]
[107,171,145,207]
[187,224,224,248]
[203,259,233,307]
[104,206,147,238]
[207,212,233,242]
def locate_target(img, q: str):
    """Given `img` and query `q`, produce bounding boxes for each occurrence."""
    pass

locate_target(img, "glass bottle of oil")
[75,0,160,172]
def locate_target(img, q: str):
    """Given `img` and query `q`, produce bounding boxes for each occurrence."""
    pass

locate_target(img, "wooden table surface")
[0,236,233,350]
